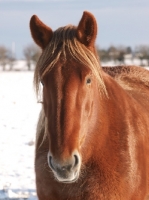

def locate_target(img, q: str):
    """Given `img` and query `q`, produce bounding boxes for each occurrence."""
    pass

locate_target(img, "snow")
[101,59,149,67]
[0,71,41,199]
[0,60,35,71]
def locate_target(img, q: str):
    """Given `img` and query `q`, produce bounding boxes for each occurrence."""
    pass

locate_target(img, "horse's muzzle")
[47,151,81,183]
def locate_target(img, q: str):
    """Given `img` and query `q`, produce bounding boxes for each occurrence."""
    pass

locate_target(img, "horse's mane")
[34,25,107,98]
[103,66,149,91]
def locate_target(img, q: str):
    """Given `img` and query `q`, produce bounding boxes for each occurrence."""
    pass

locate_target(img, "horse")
[30,11,149,199]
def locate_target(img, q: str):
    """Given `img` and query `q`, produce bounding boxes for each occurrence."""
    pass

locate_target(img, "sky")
[0,0,149,59]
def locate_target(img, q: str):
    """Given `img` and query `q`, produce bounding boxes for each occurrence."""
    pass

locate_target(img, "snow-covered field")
[0,71,41,199]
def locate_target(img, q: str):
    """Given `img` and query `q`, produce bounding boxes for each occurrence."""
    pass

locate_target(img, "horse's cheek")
[42,89,48,116]
[84,91,93,119]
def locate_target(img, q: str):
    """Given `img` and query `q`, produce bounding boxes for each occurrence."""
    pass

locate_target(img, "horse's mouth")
[53,170,79,184]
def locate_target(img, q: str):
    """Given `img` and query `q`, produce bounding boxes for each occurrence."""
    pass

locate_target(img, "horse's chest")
[48,174,121,200]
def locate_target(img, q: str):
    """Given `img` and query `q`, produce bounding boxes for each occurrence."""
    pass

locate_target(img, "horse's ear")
[76,11,97,47]
[30,15,53,49]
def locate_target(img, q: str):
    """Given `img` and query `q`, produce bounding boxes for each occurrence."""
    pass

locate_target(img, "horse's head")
[30,11,106,183]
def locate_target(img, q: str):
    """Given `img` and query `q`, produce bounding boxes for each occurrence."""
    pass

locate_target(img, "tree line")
[98,45,149,66]
[0,44,41,71]
[0,44,149,71]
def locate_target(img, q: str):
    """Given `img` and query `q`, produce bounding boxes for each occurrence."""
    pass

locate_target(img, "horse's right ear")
[76,11,97,47]
[30,15,53,49]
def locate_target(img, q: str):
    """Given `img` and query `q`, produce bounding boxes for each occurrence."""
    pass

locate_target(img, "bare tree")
[107,46,119,64]
[116,46,127,64]
[23,44,41,70]
[0,46,9,70]
[97,45,149,66]
[126,46,132,54]
[96,46,109,63]
[7,49,16,71]
[135,45,149,66]
[0,45,16,71]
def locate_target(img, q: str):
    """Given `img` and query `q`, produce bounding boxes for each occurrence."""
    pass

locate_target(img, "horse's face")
[42,58,97,183]
[30,11,99,183]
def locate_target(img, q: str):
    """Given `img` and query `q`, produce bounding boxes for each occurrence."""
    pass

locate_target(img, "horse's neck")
[89,73,142,159]
[91,71,149,157]
[92,72,149,192]
[101,72,140,119]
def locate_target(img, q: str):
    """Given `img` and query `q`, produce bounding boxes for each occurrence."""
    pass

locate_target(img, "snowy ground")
[0,71,41,199]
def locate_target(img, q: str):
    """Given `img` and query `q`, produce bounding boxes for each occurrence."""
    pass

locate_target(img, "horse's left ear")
[76,11,97,47]
[30,15,53,49]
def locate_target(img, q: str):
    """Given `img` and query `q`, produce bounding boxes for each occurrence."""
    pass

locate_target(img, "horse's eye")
[86,78,91,84]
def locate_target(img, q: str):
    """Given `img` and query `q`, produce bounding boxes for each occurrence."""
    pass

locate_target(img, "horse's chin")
[54,172,79,184]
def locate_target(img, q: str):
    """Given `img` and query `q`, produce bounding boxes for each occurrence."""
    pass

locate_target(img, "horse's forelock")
[34,25,107,98]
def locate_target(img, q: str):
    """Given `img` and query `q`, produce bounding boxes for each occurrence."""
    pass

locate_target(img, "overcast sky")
[0,0,149,59]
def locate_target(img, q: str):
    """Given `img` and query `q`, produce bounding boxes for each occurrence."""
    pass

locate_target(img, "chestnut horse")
[30,11,149,199]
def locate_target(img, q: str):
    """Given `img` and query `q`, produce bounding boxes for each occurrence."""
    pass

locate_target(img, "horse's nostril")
[49,156,55,170]
[74,154,79,167]
[61,166,66,171]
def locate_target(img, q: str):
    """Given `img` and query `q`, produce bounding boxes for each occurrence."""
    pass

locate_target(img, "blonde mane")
[34,25,107,98]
